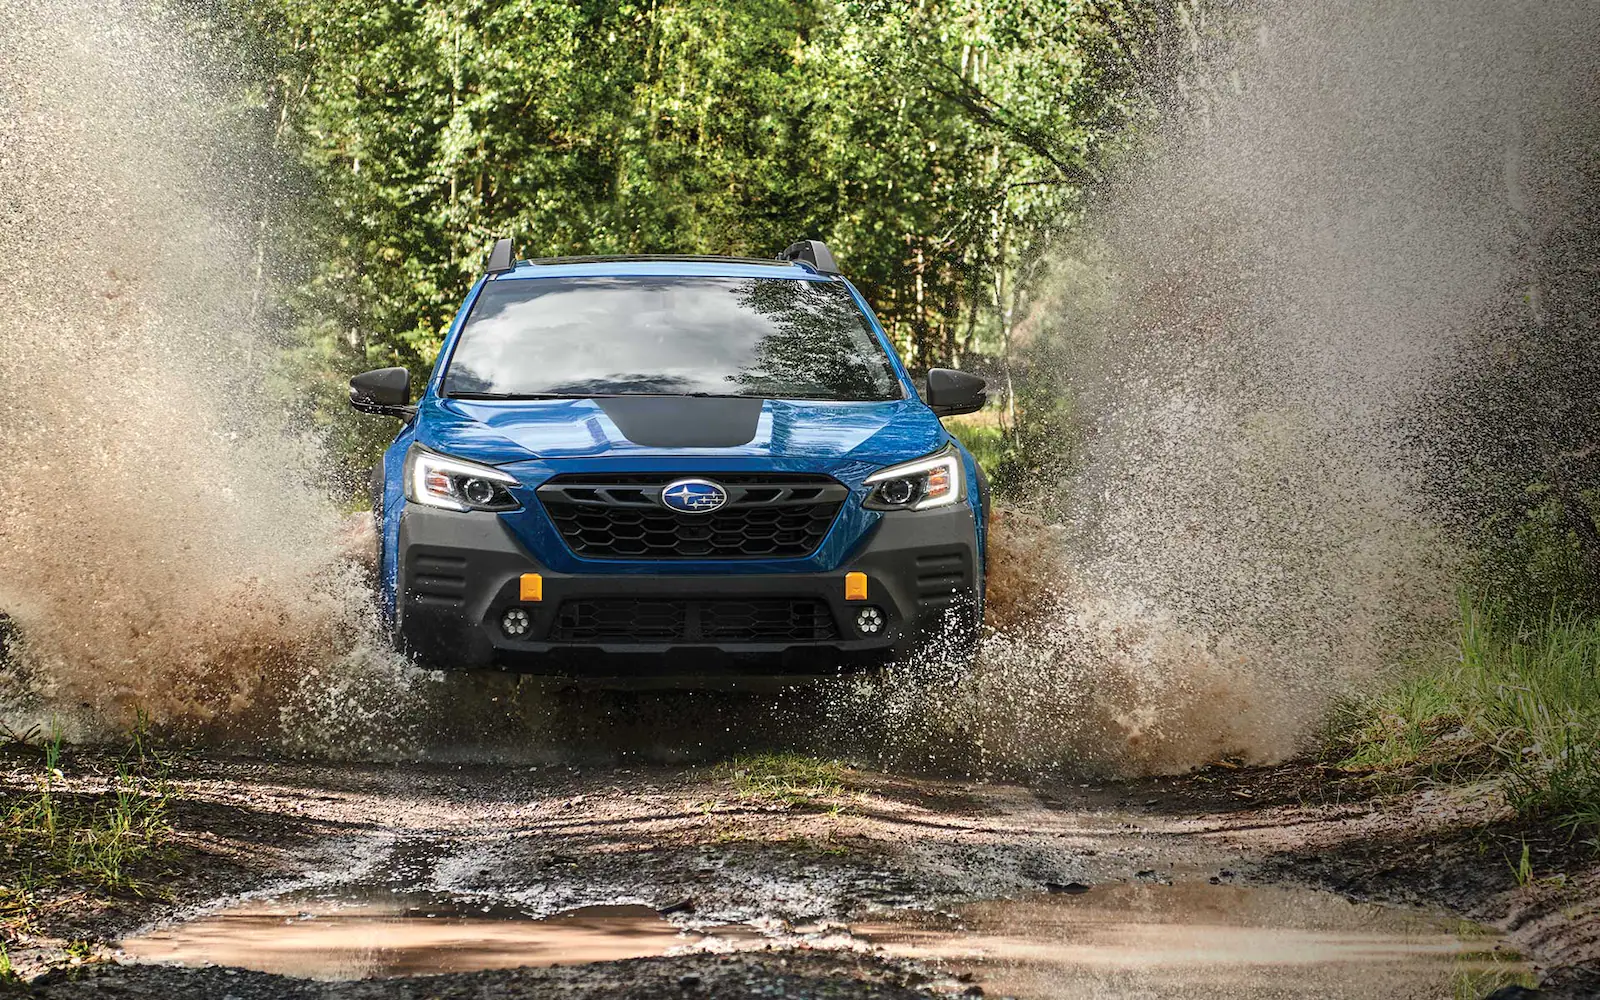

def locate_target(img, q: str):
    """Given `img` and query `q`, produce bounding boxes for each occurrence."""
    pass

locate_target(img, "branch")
[917,56,1097,187]
[1081,0,1150,80]
[1005,177,1078,191]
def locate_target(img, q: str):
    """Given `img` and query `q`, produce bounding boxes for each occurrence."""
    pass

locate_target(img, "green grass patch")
[1449,958,1538,1000]
[716,753,847,807]
[1334,601,1600,839]
[0,719,177,938]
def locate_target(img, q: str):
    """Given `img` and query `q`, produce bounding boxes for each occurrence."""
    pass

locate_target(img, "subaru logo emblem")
[660,478,728,514]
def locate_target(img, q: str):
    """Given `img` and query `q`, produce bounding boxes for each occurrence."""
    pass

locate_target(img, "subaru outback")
[350,239,989,682]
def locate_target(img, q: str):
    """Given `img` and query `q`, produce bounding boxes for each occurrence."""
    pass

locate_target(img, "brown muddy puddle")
[120,882,1533,996]
[118,897,708,979]
[856,883,1533,999]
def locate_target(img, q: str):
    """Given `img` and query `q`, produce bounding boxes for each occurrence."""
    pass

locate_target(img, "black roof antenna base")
[485,237,516,275]
[777,239,839,275]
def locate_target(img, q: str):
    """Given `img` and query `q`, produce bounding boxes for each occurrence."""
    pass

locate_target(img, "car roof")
[489,255,836,281]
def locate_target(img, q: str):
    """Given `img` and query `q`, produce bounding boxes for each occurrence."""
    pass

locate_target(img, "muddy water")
[120,882,1530,997]
[858,884,1532,998]
[118,896,695,979]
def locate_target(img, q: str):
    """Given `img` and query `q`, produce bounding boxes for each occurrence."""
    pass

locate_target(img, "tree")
[196,0,1165,480]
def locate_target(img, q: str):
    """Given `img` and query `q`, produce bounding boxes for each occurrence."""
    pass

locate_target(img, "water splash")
[845,0,1600,775]
[0,0,425,750]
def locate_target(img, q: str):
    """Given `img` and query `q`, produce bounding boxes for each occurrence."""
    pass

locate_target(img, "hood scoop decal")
[595,396,763,448]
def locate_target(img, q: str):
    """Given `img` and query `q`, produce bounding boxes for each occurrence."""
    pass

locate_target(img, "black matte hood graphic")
[594,396,763,448]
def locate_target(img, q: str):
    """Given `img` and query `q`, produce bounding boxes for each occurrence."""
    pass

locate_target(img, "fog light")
[501,607,531,637]
[855,606,884,635]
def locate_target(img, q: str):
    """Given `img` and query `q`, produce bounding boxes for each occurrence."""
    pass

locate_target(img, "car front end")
[353,243,989,682]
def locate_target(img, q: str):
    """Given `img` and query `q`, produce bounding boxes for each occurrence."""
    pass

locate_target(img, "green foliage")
[180,0,1171,484]
[1335,601,1600,839]
[1471,488,1600,622]
[944,413,1008,478]
[1511,839,1534,888]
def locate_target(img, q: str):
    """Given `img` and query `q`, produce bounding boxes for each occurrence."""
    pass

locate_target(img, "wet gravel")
[6,754,1598,997]
[29,951,944,1000]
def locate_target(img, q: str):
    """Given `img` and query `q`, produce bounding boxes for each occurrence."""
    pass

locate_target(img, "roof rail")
[776,239,839,275]
[521,254,793,268]
[484,237,516,275]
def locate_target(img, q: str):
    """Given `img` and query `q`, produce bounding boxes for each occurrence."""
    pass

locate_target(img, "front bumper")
[394,502,980,677]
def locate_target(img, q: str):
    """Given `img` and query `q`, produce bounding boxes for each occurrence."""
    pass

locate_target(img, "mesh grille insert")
[538,474,847,560]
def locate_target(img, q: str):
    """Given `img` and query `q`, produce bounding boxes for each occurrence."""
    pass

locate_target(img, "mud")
[857,885,1529,999]
[113,880,1532,998]
[120,900,700,979]
[10,752,1596,998]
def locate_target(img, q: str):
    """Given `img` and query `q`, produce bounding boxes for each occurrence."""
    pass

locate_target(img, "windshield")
[441,276,904,401]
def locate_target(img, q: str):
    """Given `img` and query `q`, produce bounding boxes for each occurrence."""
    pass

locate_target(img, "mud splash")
[0,0,422,750]
[844,0,1600,776]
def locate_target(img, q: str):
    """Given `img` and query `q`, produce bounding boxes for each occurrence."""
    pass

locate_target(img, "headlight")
[404,444,521,512]
[863,445,964,511]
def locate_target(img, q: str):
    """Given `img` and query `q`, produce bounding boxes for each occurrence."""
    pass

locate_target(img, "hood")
[415,395,945,466]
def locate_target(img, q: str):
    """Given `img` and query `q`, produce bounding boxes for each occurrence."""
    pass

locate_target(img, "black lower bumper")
[395,503,981,677]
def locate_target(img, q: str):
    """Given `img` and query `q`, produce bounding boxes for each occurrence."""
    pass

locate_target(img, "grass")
[0,716,176,944]
[944,412,1010,478]
[716,753,847,807]
[1336,600,1600,840]
[1512,839,1535,887]
[1449,955,1538,1000]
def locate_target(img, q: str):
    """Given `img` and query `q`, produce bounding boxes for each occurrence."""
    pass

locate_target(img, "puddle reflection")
[854,882,1533,999]
[120,898,688,980]
[119,881,1534,996]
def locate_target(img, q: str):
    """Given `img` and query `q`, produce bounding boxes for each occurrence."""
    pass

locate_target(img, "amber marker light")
[845,572,868,601]
[519,573,543,602]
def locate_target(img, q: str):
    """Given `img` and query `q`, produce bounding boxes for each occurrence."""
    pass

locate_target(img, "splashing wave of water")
[0,0,428,751]
[841,0,1599,775]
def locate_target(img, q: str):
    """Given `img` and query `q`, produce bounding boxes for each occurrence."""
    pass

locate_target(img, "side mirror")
[349,367,414,417]
[922,368,987,417]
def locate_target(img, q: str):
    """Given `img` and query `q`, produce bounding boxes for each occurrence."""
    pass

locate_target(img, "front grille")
[537,474,848,560]
[549,598,840,643]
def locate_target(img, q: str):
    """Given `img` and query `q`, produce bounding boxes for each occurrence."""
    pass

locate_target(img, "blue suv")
[349,239,989,681]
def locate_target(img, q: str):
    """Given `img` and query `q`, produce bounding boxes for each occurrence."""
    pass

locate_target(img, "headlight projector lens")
[878,477,917,506]
[462,478,498,506]
[501,607,531,637]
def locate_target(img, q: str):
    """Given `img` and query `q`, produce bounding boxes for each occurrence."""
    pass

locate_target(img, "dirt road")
[8,716,1597,999]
